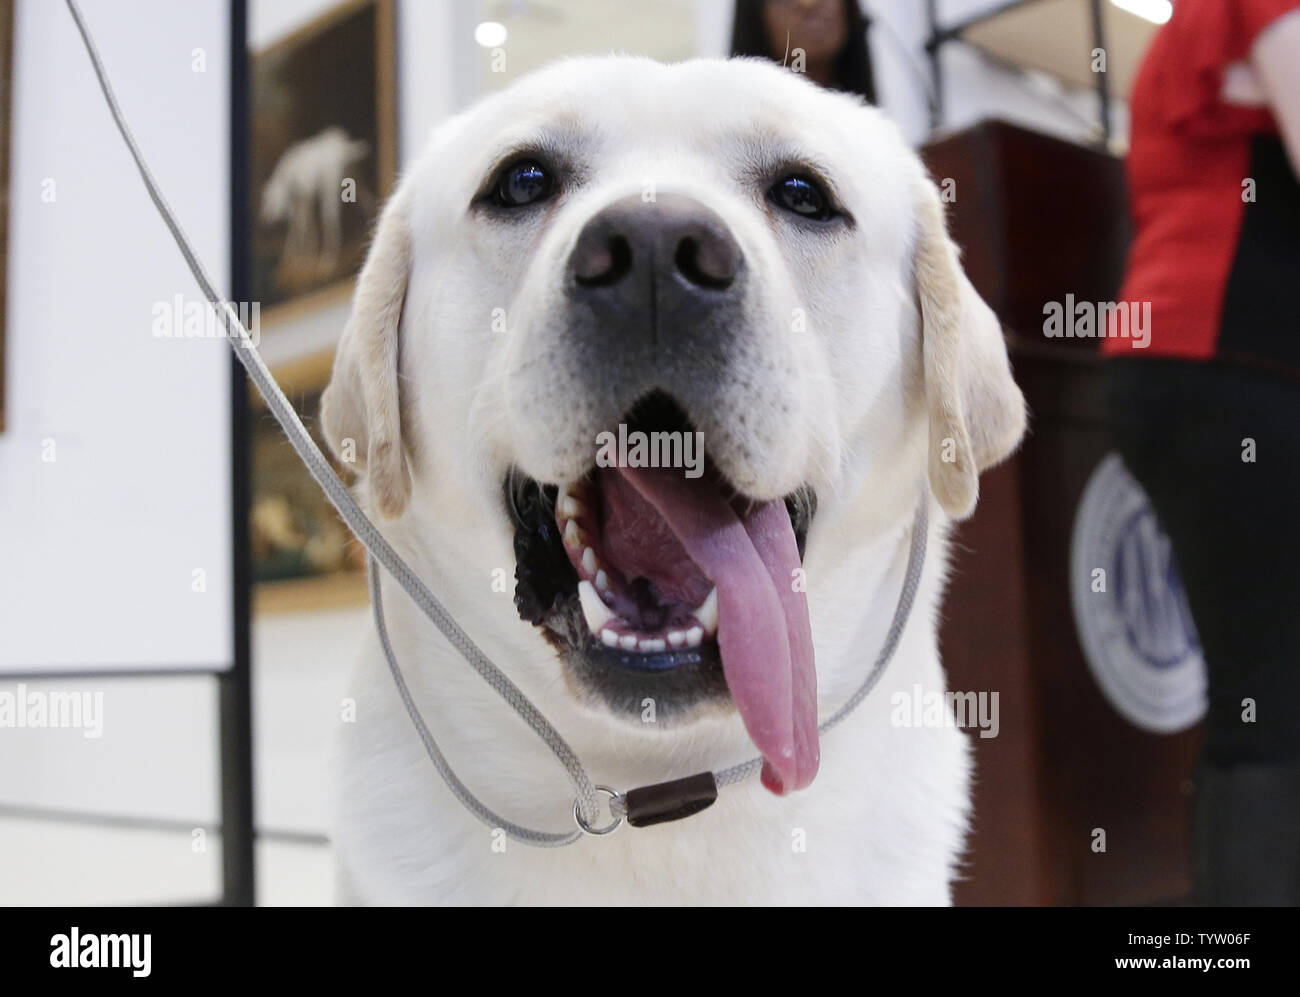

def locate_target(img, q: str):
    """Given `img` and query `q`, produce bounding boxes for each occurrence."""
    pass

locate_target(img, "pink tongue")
[620,467,819,793]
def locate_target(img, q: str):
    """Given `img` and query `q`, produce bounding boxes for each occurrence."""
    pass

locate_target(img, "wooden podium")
[923,121,1202,906]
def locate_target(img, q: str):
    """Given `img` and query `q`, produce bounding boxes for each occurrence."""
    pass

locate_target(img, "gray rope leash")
[63,0,600,833]
[368,561,581,846]
[68,0,929,845]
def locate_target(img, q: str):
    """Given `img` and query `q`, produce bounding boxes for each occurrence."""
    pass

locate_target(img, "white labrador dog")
[322,56,1024,905]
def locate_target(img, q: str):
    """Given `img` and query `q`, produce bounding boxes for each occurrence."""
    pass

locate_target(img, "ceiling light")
[474,21,508,48]
[1109,0,1173,25]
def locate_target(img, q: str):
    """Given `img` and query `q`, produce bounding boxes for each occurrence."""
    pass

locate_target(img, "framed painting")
[250,0,395,328]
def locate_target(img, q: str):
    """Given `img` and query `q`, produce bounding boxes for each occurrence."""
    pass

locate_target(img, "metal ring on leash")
[574,785,623,835]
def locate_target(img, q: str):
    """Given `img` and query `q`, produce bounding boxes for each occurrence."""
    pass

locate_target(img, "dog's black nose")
[567,193,743,315]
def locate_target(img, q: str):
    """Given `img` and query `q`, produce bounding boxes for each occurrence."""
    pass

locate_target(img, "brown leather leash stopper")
[623,772,719,828]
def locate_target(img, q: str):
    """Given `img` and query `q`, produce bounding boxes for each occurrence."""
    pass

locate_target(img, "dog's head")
[322,57,1024,793]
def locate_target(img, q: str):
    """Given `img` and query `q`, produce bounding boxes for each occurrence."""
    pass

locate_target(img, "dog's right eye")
[491,160,555,208]
[769,174,835,221]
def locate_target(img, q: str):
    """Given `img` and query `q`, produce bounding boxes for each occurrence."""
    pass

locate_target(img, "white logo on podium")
[1070,454,1206,733]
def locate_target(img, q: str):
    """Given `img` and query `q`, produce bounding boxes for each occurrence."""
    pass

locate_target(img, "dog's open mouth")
[507,392,820,793]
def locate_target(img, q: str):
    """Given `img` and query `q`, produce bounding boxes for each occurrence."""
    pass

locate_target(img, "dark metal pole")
[924,0,943,131]
[221,0,255,908]
[1089,0,1112,147]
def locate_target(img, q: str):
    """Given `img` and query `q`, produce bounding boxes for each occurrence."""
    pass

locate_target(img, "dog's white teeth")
[581,547,598,576]
[694,587,719,637]
[563,520,584,549]
[579,578,714,654]
[578,580,614,634]
[558,494,585,519]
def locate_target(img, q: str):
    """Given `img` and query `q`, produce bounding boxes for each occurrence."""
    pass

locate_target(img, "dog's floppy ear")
[912,175,1026,520]
[321,185,412,519]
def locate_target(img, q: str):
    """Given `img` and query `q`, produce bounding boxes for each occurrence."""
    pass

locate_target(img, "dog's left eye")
[492,160,555,208]
[769,175,834,221]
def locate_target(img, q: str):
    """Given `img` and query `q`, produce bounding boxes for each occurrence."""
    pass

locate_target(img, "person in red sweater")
[1106,0,1300,905]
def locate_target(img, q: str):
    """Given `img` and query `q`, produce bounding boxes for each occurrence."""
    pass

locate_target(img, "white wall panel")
[0,0,233,671]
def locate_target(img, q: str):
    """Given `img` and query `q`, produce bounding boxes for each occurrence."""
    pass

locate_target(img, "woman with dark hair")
[731,0,877,102]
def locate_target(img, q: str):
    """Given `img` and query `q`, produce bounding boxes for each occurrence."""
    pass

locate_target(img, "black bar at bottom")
[0,910,1282,978]
[220,0,255,908]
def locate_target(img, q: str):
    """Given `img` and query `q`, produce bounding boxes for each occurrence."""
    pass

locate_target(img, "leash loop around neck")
[368,492,930,839]
[67,0,930,847]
